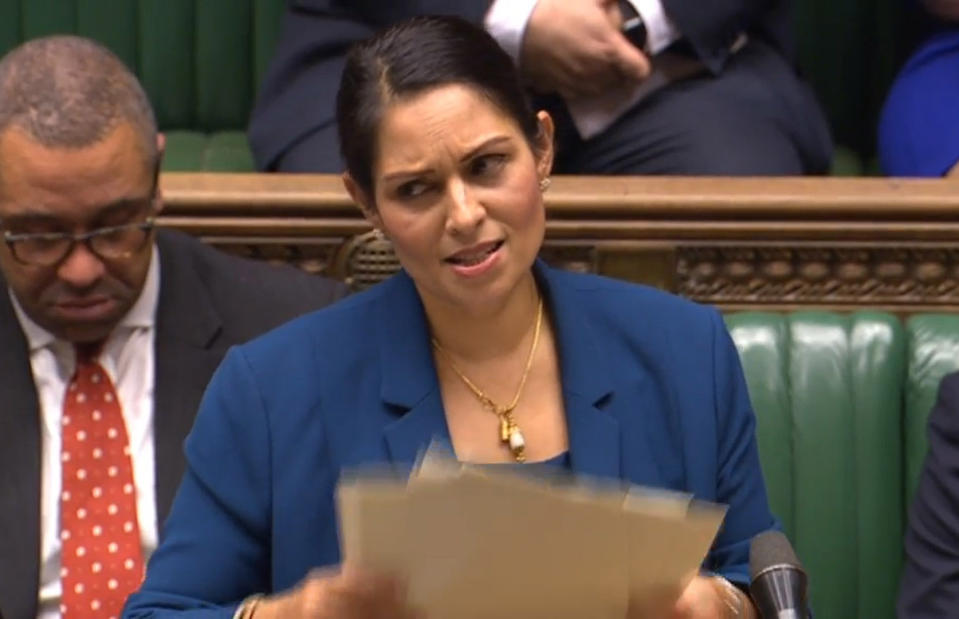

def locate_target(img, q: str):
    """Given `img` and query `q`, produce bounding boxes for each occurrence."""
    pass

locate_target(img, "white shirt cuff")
[484,0,540,64]
[627,0,681,54]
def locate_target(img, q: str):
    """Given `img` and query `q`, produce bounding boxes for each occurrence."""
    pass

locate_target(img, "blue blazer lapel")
[374,264,665,487]
[538,262,663,485]
[376,273,451,464]
[383,390,450,465]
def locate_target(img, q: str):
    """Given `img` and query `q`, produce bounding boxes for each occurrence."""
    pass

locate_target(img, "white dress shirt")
[11,246,161,619]
[628,0,682,54]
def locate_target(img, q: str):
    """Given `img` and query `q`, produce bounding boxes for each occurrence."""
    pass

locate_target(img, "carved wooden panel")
[200,237,342,276]
[159,173,959,313]
[331,230,400,290]
[200,234,599,292]
[538,244,598,275]
[677,245,959,310]
[181,233,959,312]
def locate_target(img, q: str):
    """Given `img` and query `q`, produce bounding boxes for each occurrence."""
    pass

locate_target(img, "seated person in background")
[879,0,959,176]
[249,0,832,176]
[127,16,775,618]
[898,370,959,617]
[0,36,346,619]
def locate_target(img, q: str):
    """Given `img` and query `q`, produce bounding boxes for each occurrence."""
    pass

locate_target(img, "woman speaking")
[125,16,772,619]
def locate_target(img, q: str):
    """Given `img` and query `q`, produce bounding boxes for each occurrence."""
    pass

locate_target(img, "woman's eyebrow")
[459,135,511,163]
[383,166,433,182]
[381,135,512,181]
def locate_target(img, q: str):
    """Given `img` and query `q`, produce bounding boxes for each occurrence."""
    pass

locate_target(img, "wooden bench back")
[160,174,959,313]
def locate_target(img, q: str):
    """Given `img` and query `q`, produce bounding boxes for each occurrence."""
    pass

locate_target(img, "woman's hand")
[251,566,423,619]
[667,575,728,618]
[669,575,755,619]
[628,575,755,619]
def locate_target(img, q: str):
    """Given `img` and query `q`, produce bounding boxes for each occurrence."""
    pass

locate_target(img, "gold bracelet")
[710,575,745,619]
[233,594,264,619]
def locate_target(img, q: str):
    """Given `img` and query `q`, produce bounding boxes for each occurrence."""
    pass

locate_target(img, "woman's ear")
[342,172,383,231]
[534,110,555,181]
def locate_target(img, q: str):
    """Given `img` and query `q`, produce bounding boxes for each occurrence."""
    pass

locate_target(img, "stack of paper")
[337,450,726,618]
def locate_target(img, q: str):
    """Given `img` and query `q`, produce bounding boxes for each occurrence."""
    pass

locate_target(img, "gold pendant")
[508,425,526,462]
[499,416,511,442]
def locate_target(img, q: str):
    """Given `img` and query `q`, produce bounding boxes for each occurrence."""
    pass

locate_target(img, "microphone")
[749,530,808,619]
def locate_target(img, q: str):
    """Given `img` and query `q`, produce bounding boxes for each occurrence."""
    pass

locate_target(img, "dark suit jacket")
[0,229,347,619]
[124,261,776,617]
[249,0,794,170]
[898,371,959,617]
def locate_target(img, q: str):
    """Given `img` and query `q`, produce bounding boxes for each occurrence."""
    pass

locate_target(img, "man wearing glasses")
[0,36,346,619]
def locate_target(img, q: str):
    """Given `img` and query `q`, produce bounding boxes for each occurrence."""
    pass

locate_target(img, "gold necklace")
[431,298,544,463]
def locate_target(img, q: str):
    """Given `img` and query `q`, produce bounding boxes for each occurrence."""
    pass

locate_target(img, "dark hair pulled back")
[336,15,541,196]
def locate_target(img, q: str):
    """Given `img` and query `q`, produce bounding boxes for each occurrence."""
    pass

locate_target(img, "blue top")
[123,261,776,618]
[879,29,959,176]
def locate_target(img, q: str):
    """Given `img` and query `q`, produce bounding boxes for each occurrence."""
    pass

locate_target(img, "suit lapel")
[153,236,223,527]
[377,273,451,464]
[537,263,622,480]
[376,263,668,485]
[0,284,42,619]
[538,262,662,485]
[383,390,450,465]
[376,264,663,486]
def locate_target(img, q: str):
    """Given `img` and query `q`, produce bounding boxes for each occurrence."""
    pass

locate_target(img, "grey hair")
[0,35,157,167]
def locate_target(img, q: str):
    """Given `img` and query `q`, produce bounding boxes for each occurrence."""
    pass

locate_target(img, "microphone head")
[749,530,804,581]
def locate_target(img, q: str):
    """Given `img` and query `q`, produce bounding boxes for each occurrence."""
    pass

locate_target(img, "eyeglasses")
[1,160,162,267]
[2,217,156,266]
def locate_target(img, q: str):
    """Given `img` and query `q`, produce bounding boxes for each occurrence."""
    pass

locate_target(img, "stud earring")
[539,177,551,192]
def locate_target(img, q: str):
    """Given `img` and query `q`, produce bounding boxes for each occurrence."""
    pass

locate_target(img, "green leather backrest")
[796,0,939,173]
[904,314,959,505]
[726,311,905,619]
[0,0,283,132]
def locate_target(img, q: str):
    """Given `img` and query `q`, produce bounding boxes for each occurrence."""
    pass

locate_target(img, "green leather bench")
[727,312,959,619]
[0,0,284,171]
[0,0,917,174]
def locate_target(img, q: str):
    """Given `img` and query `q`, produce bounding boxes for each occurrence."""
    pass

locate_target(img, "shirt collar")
[9,243,160,353]
[119,243,160,330]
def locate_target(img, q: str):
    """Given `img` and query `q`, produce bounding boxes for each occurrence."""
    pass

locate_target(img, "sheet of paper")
[337,454,725,617]
[337,477,410,573]
[625,499,727,612]
[404,470,628,618]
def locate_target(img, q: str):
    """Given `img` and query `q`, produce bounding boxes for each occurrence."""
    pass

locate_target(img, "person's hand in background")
[520,0,650,99]
[251,566,422,619]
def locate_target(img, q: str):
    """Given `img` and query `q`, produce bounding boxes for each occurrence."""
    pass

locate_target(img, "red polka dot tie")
[59,346,144,618]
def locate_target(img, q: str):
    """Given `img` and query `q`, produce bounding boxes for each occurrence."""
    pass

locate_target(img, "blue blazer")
[124,263,775,617]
